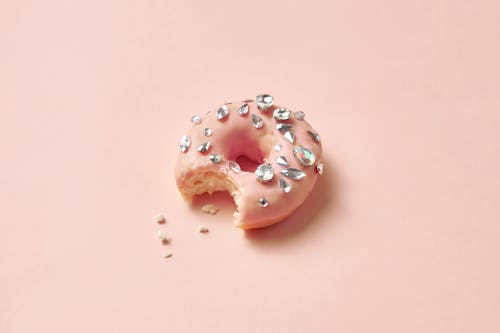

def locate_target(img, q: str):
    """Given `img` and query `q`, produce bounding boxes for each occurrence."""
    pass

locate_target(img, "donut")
[175,94,324,230]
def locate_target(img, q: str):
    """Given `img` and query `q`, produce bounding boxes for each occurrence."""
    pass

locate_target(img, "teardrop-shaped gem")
[258,197,269,207]
[294,111,305,120]
[276,156,289,166]
[180,135,191,153]
[252,114,264,129]
[307,130,321,143]
[228,160,241,173]
[316,162,324,175]
[276,123,292,133]
[255,163,274,182]
[216,105,229,120]
[293,146,316,166]
[274,144,282,152]
[198,141,211,153]
[209,154,223,163]
[256,94,273,111]
[191,115,202,124]
[273,108,292,120]
[281,168,306,180]
[284,131,295,144]
[203,128,212,136]
[279,177,291,193]
[238,103,249,116]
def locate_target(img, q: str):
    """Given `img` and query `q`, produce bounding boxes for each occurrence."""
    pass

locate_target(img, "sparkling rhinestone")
[294,111,305,120]
[307,130,321,143]
[255,163,274,182]
[273,108,292,120]
[258,197,269,207]
[279,177,291,193]
[276,156,289,166]
[228,160,241,173]
[316,162,324,175]
[203,128,212,136]
[179,135,191,153]
[276,123,293,133]
[256,94,273,111]
[238,103,249,116]
[281,168,306,180]
[274,144,282,152]
[216,105,229,120]
[284,131,295,144]
[191,115,202,124]
[197,141,211,153]
[293,146,316,166]
[251,114,264,129]
[209,154,223,163]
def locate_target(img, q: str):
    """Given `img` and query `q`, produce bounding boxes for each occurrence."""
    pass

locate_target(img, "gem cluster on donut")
[179,94,324,208]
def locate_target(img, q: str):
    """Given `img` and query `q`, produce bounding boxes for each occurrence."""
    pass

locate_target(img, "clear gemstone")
[256,94,273,111]
[316,162,324,175]
[294,111,305,120]
[279,177,291,193]
[276,156,289,166]
[251,114,264,128]
[307,130,321,143]
[228,161,241,173]
[216,105,229,120]
[274,144,282,152]
[273,108,292,120]
[255,163,274,182]
[284,131,295,144]
[293,146,316,166]
[276,123,292,133]
[258,197,269,207]
[197,141,211,153]
[179,135,191,153]
[203,128,212,136]
[237,103,249,116]
[209,154,223,163]
[191,115,202,124]
[281,168,306,180]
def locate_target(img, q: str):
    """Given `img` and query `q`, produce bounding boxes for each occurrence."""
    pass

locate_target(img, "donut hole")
[226,134,266,173]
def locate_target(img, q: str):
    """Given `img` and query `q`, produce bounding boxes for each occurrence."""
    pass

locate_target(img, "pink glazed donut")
[175,94,324,230]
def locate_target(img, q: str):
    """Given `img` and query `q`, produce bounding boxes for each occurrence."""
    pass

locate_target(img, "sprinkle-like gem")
[228,161,241,173]
[180,135,191,153]
[295,111,305,120]
[209,154,223,163]
[316,162,324,175]
[198,141,211,153]
[258,197,269,207]
[279,177,291,193]
[252,114,264,128]
[273,108,292,120]
[255,163,274,182]
[203,128,212,136]
[274,144,282,152]
[293,146,316,166]
[216,105,229,120]
[238,103,249,116]
[284,131,295,144]
[256,94,273,111]
[281,168,306,180]
[307,130,321,143]
[276,123,292,133]
[191,115,202,124]
[276,156,289,166]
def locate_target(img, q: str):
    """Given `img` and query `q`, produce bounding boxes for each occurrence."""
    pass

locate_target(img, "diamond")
[276,123,292,133]
[251,114,264,128]
[284,131,295,144]
[294,111,305,120]
[180,135,191,153]
[191,115,202,124]
[276,156,289,166]
[197,141,211,153]
[293,146,316,166]
[274,144,282,152]
[258,197,269,207]
[273,108,292,120]
[281,168,306,180]
[228,160,241,173]
[316,162,324,175]
[255,163,274,182]
[216,105,229,120]
[209,154,222,163]
[256,94,273,111]
[237,103,249,116]
[203,128,212,136]
[307,130,321,143]
[279,177,291,193]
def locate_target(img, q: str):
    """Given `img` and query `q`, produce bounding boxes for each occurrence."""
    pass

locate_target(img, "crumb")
[155,214,166,224]
[157,230,170,244]
[164,253,173,259]
[198,225,209,233]
[201,204,218,215]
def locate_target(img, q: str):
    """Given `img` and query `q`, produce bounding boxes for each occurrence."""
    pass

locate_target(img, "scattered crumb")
[164,253,173,259]
[201,204,219,215]
[157,230,170,244]
[198,225,209,234]
[155,214,166,224]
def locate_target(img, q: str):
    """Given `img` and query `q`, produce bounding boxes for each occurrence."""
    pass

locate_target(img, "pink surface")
[1,0,500,332]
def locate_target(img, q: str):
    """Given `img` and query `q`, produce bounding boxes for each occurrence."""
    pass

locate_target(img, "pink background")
[1,0,500,332]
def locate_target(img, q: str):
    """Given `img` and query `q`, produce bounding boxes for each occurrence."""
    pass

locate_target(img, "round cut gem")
[203,128,212,136]
[255,163,274,182]
[191,115,202,124]
[316,162,324,175]
[256,94,273,111]
[273,108,292,120]
[293,146,316,166]
[294,111,305,120]
[258,197,269,207]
